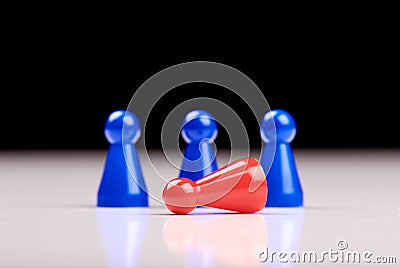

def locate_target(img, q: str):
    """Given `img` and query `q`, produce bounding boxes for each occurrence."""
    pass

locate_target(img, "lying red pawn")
[162,157,267,215]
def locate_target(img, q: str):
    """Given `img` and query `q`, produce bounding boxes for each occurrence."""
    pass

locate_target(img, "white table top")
[0,149,399,267]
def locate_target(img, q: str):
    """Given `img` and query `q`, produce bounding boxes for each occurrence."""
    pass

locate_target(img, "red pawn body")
[162,158,267,214]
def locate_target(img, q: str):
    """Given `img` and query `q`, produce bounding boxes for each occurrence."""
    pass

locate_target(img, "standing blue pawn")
[260,109,303,207]
[179,110,218,181]
[97,110,148,207]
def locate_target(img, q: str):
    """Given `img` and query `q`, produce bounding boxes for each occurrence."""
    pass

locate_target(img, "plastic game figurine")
[179,110,218,181]
[260,109,303,207]
[97,110,148,207]
[163,157,267,214]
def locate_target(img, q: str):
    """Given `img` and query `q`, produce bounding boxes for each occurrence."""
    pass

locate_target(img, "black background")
[1,14,398,150]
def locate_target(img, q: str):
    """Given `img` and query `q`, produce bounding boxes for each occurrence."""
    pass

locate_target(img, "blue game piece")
[179,110,218,181]
[260,109,303,207]
[97,110,148,207]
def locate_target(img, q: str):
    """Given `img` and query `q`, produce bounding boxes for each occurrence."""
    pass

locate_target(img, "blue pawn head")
[105,110,141,144]
[181,110,218,143]
[261,109,296,143]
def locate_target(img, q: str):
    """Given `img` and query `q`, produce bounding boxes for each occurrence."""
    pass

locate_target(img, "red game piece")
[162,157,267,214]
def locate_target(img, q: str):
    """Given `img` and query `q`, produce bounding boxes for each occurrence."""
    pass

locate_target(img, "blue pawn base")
[97,196,149,208]
[266,195,303,207]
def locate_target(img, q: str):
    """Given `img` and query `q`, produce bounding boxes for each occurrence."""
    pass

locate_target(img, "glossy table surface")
[0,149,399,267]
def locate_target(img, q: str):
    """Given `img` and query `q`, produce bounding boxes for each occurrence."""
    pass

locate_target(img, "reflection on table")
[95,208,303,267]
[96,208,149,267]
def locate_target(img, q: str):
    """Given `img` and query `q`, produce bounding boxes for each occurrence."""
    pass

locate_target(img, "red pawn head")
[162,178,199,215]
